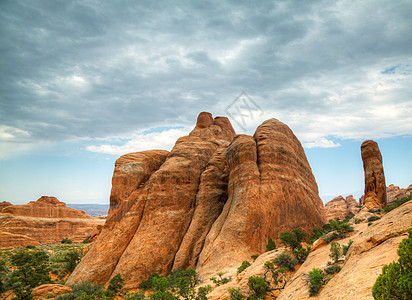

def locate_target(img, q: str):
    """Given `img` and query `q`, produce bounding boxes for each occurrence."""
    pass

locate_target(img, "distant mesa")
[0,196,105,249]
[323,195,360,222]
[67,112,324,289]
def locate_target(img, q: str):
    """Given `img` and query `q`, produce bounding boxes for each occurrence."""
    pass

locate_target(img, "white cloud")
[86,127,191,155]
[303,138,341,149]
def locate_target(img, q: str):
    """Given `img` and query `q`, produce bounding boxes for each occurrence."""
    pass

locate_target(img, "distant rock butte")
[67,113,325,289]
[361,140,387,210]
[0,201,12,211]
[386,184,412,206]
[323,195,360,221]
[0,196,105,248]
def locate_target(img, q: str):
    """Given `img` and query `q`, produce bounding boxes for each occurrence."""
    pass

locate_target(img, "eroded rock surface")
[361,140,387,210]
[0,201,12,211]
[386,184,412,206]
[323,195,360,221]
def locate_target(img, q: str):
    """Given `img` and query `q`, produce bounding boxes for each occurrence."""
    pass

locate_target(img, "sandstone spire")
[361,140,387,210]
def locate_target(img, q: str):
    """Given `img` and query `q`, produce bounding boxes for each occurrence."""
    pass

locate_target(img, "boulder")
[32,284,72,299]
[360,140,387,210]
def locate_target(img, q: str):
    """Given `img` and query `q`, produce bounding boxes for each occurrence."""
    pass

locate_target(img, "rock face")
[67,113,324,289]
[0,196,105,248]
[0,201,12,211]
[361,140,387,210]
[323,195,360,221]
[32,284,73,299]
[277,201,412,300]
[386,184,412,206]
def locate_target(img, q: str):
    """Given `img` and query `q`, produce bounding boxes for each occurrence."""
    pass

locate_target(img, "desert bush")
[308,268,324,296]
[228,287,243,300]
[368,222,373,226]
[322,232,339,244]
[61,238,73,244]
[372,229,412,299]
[62,250,81,273]
[251,254,259,261]
[324,265,341,274]
[247,276,268,299]
[82,236,91,244]
[237,260,251,274]
[57,281,105,299]
[329,242,342,263]
[342,240,353,256]
[280,229,306,250]
[309,227,325,244]
[368,216,381,222]
[368,208,383,214]
[104,273,124,298]
[46,293,55,299]
[274,253,295,271]
[266,238,276,251]
[293,247,310,263]
[124,291,145,299]
[384,195,412,212]
[210,271,231,286]
[139,272,160,289]
[25,245,36,249]
[197,285,212,300]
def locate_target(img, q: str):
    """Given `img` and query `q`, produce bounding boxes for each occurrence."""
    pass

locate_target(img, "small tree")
[307,268,324,296]
[280,229,307,250]
[273,253,296,271]
[228,287,243,300]
[329,242,342,263]
[247,276,268,299]
[104,273,124,298]
[266,238,276,252]
[372,229,412,299]
[237,261,251,274]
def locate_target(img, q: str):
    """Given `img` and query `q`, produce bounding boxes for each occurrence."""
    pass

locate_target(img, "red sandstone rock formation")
[361,140,387,210]
[323,195,360,221]
[0,196,105,248]
[67,113,324,289]
[386,184,412,206]
[0,201,12,211]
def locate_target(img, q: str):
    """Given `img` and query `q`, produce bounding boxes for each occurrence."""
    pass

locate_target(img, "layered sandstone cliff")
[67,113,325,289]
[0,196,105,248]
[323,195,360,222]
[361,140,387,210]
[386,184,412,206]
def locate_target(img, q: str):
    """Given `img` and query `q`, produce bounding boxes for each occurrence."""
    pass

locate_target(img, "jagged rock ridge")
[67,112,325,289]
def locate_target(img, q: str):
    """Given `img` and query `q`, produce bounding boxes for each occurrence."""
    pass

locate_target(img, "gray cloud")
[1,0,411,156]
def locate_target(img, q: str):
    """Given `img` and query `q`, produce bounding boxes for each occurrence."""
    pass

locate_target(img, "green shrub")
[322,232,339,244]
[124,291,146,299]
[309,227,325,244]
[197,285,212,300]
[324,265,341,274]
[139,272,160,290]
[62,250,81,273]
[210,271,231,286]
[293,247,310,263]
[25,245,36,249]
[46,293,55,299]
[57,281,105,299]
[329,242,342,263]
[251,254,259,261]
[266,238,276,251]
[355,218,361,224]
[368,208,383,214]
[104,273,124,298]
[384,195,412,212]
[82,236,91,244]
[228,287,243,300]
[308,268,324,296]
[61,238,73,244]
[368,222,373,226]
[342,240,353,256]
[237,260,251,274]
[368,216,381,222]
[280,229,306,250]
[168,268,200,300]
[274,253,296,271]
[372,229,412,299]
[247,276,268,299]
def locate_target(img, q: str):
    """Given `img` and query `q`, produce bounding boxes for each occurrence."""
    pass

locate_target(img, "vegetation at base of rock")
[324,265,342,274]
[56,281,105,299]
[82,236,91,244]
[372,229,412,299]
[197,285,212,300]
[342,240,353,256]
[265,238,276,251]
[307,268,324,296]
[384,194,412,212]
[103,273,124,298]
[247,276,268,299]
[139,272,160,289]
[280,229,307,250]
[124,291,146,299]
[368,216,381,222]
[368,208,383,214]
[237,260,251,274]
[293,247,311,263]
[273,253,296,271]
[251,254,259,261]
[228,287,243,300]
[210,271,231,286]
[310,218,354,244]
[329,242,342,263]
[61,238,73,244]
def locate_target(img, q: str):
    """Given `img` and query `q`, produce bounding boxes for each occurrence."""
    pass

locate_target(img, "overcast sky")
[0,0,411,205]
